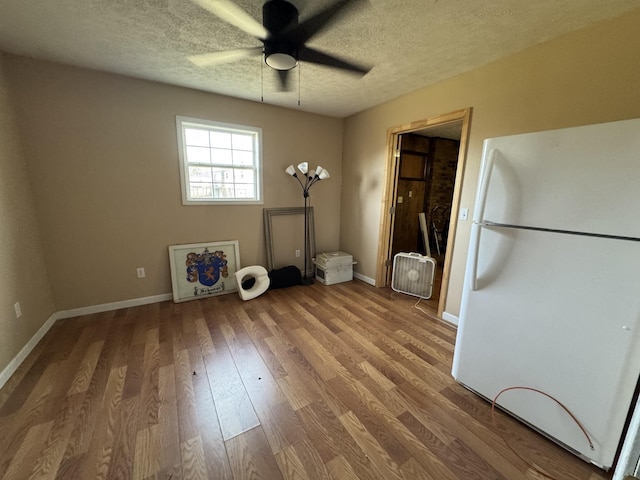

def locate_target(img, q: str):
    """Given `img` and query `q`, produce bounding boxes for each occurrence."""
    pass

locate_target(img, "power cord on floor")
[414,297,431,315]
[412,297,452,325]
[491,386,595,480]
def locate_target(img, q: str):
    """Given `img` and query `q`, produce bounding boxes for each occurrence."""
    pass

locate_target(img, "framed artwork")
[168,240,241,302]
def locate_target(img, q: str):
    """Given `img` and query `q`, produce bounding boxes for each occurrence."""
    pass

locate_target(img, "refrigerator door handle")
[474,148,498,224]
[468,223,482,291]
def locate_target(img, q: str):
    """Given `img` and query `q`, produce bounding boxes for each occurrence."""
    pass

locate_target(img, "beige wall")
[341,7,640,318]
[0,54,55,372]
[6,57,344,310]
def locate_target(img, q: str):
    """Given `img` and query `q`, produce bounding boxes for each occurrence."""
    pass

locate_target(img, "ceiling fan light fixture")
[262,0,299,72]
[265,52,298,71]
[264,37,298,71]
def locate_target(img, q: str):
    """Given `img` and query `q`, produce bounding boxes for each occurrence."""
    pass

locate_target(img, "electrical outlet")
[136,267,146,278]
[295,249,301,258]
[459,208,469,221]
[14,302,22,319]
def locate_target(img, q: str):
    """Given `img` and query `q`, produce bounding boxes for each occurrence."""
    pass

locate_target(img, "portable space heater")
[391,252,436,299]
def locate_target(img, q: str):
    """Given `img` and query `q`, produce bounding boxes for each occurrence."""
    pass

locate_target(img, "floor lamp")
[285,162,330,285]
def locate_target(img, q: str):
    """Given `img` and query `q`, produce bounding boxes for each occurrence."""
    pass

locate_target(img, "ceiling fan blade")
[191,0,269,40]
[276,69,291,91]
[300,46,371,75]
[289,0,366,44]
[188,47,263,67]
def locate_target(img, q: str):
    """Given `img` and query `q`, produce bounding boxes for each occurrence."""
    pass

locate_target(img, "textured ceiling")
[1,0,639,118]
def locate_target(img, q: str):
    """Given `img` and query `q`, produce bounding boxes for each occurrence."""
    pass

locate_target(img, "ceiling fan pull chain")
[298,63,301,106]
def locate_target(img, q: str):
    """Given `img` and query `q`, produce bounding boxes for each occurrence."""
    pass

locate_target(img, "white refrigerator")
[451,117,640,470]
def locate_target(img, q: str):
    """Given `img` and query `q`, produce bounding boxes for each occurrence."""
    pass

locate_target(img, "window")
[176,116,262,205]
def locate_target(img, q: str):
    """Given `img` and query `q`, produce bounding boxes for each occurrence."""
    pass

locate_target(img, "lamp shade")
[297,162,308,174]
[318,168,330,180]
[285,165,296,176]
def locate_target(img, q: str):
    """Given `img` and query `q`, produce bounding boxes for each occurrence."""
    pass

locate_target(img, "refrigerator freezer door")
[476,118,640,238]
[452,223,640,468]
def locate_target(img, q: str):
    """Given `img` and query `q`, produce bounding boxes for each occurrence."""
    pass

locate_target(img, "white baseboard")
[1,293,173,390]
[0,312,58,390]
[441,312,459,327]
[56,293,173,319]
[353,272,376,286]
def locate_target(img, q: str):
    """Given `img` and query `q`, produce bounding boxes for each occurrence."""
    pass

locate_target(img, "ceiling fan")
[189,0,372,91]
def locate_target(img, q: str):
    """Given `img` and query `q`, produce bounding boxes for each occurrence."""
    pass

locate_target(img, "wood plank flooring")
[0,280,609,480]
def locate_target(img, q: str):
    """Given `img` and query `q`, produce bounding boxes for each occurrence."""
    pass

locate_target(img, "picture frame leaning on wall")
[168,240,241,302]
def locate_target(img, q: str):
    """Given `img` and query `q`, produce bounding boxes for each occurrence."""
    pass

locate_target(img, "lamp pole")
[285,162,330,285]
[302,189,311,285]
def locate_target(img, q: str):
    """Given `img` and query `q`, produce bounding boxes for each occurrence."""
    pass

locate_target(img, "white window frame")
[176,116,263,205]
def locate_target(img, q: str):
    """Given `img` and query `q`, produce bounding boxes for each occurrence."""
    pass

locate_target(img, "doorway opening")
[376,108,471,317]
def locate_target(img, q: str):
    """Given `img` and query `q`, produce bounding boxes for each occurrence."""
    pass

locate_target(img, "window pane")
[211,148,233,165]
[234,184,255,198]
[233,168,255,184]
[188,166,212,182]
[190,183,214,199]
[232,133,253,151]
[213,183,235,199]
[233,150,253,166]
[186,146,211,164]
[210,131,231,149]
[212,167,233,183]
[185,128,210,147]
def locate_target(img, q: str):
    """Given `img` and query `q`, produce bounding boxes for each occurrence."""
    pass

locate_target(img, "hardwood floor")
[0,280,609,480]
